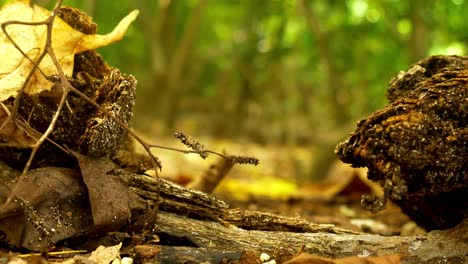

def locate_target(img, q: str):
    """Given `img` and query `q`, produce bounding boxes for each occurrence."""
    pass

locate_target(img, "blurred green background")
[17,0,468,181]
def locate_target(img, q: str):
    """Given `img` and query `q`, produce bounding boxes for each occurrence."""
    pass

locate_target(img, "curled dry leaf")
[0,0,139,101]
[62,243,122,264]
[283,253,402,264]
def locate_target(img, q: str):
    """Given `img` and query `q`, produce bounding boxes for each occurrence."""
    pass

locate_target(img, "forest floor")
[135,135,424,237]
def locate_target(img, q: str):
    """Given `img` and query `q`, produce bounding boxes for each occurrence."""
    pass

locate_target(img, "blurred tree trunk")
[133,0,172,128]
[232,66,253,138]
[298,0,348,180]
[213,69,234,138]
[299,0,348,124]
[150,0,172,91]
[134,0,207,133]
[409,0,429,62]
[161,0,208,132]
[228,1,261,139]
[267,17,292,145]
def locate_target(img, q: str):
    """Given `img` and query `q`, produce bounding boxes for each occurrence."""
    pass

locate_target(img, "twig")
[17,249,88,258]
[1,1,68,174]
[149,144,259,165]
[187,154,234,193]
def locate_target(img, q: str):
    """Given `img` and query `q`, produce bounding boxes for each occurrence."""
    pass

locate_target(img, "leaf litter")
[0,0,140,253]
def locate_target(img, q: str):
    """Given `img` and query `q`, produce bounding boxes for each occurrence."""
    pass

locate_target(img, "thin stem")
[148,144,229,159]
[21,1,66,174]
[1,21,50,79]
[0,0,67,210]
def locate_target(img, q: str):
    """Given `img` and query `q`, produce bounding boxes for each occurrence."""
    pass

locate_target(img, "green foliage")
[15,0,468,142]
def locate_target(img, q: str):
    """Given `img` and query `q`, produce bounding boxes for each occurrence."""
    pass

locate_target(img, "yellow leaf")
[0,0,139,101]
[76,10,139,54]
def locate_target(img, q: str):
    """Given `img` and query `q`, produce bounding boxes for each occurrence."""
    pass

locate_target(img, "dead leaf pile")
[0,166,91,251]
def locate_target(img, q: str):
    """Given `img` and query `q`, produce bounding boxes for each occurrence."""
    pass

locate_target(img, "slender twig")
[148,144,228,158]
[0,20,50,84]
[17,249,88,258]
[0,19,60,126]
[155,132,259,165]
[0,0,66,212]
[11,0,66,174]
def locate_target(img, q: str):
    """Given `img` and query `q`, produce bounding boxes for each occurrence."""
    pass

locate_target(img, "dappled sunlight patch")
[216,175,297,201]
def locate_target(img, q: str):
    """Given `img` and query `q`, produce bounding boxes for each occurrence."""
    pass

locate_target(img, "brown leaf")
[72,151,131,231]
[0,105,38,146]
[0,152,133,250]
[0,167,93,251]
[296,161,381,202]
[283,253,403,264]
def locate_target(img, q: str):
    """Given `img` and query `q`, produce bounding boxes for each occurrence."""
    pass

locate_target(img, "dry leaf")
[72,151,131,231]
[0,104,39,146]
[88,243,122,264]
[295,161,382,201]
[0,167,93,251]
[0,0,138,101]
[283,253,403,264]
[0,154,131,251]
[62,243,122,264]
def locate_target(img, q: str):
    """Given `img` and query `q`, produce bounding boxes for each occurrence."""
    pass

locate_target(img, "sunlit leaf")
[0,0,138,101]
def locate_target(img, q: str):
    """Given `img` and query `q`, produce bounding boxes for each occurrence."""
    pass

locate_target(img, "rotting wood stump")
[336,55,468,231]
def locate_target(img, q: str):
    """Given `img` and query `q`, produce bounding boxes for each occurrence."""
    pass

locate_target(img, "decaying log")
[120,172,467,264]
[153,211,467,264]
[122,172,355,235]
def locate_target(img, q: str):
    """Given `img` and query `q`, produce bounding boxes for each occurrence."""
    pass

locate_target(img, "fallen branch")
[153,211,467,264]
[128,172,468,264]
